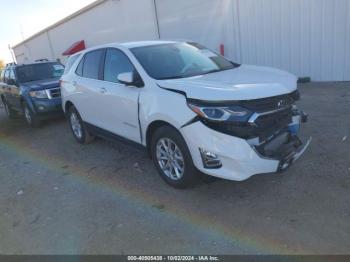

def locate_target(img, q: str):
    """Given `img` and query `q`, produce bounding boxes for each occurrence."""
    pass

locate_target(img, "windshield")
[16,63,64,83]
[131,43,236,80]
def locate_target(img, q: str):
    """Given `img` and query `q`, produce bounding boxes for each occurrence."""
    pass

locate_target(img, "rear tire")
[2,97,17,119]
[151,126,199,189]
[68,106,95,144]
[23,102,41,128]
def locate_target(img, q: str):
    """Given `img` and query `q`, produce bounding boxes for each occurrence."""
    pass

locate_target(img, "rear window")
[82,50,103,79]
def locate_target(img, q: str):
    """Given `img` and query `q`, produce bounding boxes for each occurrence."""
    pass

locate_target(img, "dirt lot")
[0,82,349,255]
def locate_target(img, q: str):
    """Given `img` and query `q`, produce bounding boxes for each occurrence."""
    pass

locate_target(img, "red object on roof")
[220,44,225,56]
[62,40,85,56]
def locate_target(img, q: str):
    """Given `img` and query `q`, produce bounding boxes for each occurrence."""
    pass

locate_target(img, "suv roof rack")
[5,62,17,67]
[35,59,49,62]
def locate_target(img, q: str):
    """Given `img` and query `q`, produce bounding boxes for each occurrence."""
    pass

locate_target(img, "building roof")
[12,0,106,49]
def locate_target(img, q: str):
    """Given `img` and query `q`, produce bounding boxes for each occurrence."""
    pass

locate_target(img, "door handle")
[99,87,107,94]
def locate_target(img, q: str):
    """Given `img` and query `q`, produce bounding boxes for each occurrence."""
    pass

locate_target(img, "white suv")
[60,41,311,188]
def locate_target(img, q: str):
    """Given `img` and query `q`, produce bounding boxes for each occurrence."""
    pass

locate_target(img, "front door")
[97,48,141,143]
[8,69,21,109]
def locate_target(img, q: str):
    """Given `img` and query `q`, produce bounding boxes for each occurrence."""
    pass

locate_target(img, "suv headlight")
[187,102,251,122]
[29,90,48,99]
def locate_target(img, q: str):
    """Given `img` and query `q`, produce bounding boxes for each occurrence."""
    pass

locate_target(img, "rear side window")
[64,54,80,74]
[103,49,134,83]
[76,57,84,76]
[82,50,103,79]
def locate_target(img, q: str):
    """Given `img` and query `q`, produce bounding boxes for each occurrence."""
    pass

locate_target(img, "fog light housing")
[199,148,222,169]
[38,106,45,111]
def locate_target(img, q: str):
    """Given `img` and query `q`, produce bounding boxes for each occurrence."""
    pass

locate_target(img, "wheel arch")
[64,101,74,115]
[145,120,178,156]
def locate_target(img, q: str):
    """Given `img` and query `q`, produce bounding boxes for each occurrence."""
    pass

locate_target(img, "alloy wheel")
[156,138,185,180]
[24,106,32,124]
[70,112,82,139]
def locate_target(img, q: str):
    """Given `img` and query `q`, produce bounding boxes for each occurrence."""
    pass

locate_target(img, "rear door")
[72,49,105,127]
[97,48,141,142]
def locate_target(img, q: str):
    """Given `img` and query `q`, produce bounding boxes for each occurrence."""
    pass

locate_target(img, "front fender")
[140,88,196,145]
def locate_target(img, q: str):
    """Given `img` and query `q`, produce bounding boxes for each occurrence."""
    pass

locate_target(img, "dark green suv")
[0,62,64,127]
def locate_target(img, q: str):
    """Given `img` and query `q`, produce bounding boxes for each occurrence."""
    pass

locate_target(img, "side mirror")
[117,72,134,86]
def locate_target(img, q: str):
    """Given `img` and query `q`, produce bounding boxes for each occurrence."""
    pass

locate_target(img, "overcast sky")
[0,0,96,63]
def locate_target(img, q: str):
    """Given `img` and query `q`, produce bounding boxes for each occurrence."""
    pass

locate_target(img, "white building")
[12,0,350,81]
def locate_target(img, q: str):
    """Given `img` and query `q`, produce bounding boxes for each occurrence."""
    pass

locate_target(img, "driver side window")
[103,49,134,83]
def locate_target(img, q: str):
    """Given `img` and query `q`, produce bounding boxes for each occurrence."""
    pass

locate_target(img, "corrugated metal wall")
[238,0,350,81]
[156,0,350,81]
[13,0,350,81]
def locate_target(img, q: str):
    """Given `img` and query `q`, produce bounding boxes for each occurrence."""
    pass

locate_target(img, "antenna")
[8,44,16,64]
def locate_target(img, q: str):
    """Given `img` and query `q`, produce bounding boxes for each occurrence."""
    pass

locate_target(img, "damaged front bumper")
[254,132,312,172]
[181,102,310,181]
[278,136,312,171]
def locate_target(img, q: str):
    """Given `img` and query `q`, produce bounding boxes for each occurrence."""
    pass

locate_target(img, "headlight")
[29,90,48,99]
[187,102,250,122]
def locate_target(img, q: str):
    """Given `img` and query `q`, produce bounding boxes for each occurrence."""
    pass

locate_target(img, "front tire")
[151,126,199,189]
[68,106,95,144]
[2,97,17,119]
[23,102,41,127]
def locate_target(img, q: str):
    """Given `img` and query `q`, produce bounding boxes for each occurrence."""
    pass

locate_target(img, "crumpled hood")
[22,78,60,91]
[157,65,298,101]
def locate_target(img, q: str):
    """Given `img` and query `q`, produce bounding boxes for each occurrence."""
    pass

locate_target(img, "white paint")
[13,0,350,81]
[60,41,309,182]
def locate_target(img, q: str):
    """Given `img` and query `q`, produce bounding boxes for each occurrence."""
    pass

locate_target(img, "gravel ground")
[0,82,349,255]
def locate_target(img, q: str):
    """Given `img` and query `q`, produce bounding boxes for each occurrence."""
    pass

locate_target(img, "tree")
[0,59,5,69]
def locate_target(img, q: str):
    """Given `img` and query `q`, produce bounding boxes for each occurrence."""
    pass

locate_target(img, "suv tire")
[151,126,199,189]
[68,106,95,144]
[23,102,41,127]
[2,97,17,119]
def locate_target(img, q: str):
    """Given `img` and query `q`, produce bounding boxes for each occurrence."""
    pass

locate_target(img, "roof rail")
[35,58,49,62]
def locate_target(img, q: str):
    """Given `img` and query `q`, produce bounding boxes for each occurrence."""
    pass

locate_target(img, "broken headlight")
[187,102,251,122]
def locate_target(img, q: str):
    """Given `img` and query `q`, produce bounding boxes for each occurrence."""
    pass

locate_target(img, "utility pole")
[8,44,16,64]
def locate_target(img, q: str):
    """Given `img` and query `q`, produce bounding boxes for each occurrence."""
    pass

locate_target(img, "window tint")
[82,50,103,79]
[103,49,134,83]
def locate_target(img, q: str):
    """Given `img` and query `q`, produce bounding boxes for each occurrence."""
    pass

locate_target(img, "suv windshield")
[131,42,236,80]
[16,63,64,83]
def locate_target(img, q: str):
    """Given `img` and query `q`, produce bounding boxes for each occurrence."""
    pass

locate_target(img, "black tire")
[23,102,41,128]
[67,106,95,144]
[151,125,199,189]
[2,97,17,119]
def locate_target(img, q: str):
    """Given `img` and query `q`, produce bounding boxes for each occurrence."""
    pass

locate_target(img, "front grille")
[239,90,298,112]
[253,108,293,141]
[202,91,298,140]
[203,107,292,140]
[48,88,61,99]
